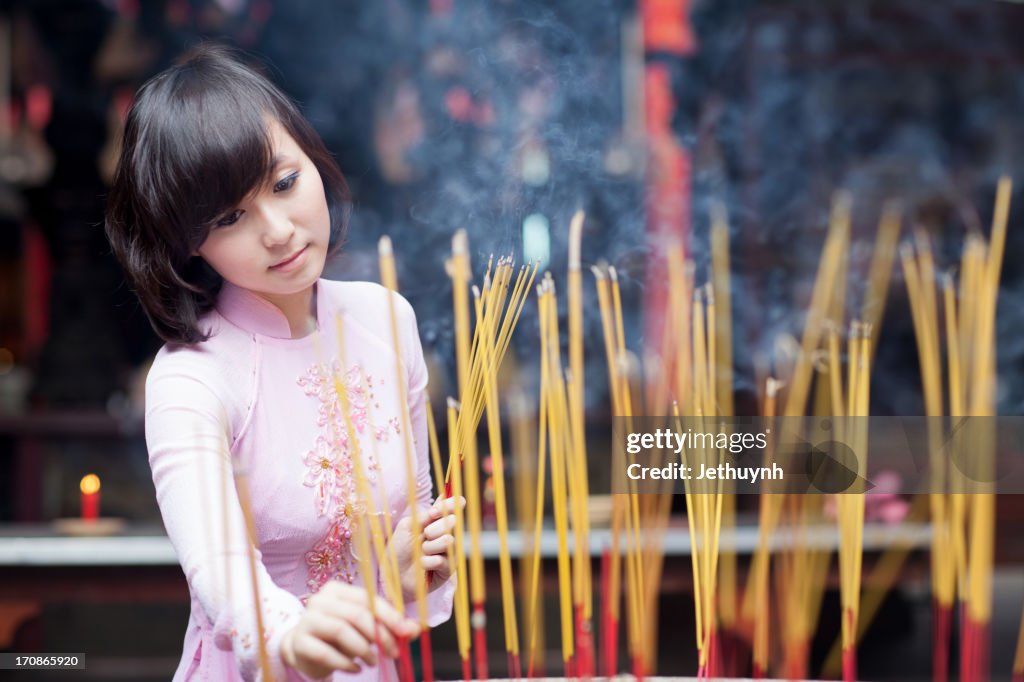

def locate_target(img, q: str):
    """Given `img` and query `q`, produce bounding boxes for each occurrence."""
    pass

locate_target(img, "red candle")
[80,474,100,521]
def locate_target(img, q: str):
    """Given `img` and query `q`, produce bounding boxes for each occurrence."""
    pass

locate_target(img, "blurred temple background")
[2,0,1024,680]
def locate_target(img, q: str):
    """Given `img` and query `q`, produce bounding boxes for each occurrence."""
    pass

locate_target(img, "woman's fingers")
[335,599,401,656]
[320,580,367,606]
[423,515,457,541]
[304,610,377,666]
[421,553,447,571]
[365,597,420,643]
[428,496,466,521]
[312,582,416,651]
[422,533,454,555]
[292,630,362,674]
[316,595,383,653]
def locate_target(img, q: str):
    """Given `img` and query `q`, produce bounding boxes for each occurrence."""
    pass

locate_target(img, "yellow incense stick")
[862,201,902,357]
[785,192,851,417]
[511,388,546,673]
[710,202,734,415]
[232,464,274,681]
[750,379,782,675]
[445,398,472,667]
[608,267,647,663]
[333,318,405,614]
[596,274,625,641]
[477,278,520,661]
[568,210,594,628]
[526,285,553,666]
[378,237,428,627]
[539,279,576,666]
[425,404,460,612]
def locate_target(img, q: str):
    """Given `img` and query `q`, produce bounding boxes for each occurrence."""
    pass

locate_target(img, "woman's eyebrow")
[270,154,295,169]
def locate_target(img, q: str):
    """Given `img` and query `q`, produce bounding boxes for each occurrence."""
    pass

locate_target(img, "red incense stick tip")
[842,646,857,682]
[397,635,415,682]
[420,629,435,682]
[507,652,522,681]
[632,653,646,682]
[472,606,489,680]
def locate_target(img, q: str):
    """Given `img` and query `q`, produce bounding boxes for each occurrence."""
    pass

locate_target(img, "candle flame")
[80,474,100,495]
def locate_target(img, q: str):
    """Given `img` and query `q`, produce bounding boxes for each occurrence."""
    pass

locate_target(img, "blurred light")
[0,347,12,375]
[80,474,101,495]
[522,213,551,270]
[604,143,632,176]
[521,147,550,186]
[25,85,52,131]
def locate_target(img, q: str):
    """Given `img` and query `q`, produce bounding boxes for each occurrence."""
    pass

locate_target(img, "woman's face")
[197,118,330,304]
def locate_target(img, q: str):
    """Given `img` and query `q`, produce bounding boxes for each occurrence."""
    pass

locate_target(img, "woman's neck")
[255,285,318,338]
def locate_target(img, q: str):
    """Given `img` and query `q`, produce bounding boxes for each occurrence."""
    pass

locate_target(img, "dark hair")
[105,43,349,345]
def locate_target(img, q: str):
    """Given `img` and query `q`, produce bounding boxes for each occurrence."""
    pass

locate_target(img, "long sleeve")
[146,360,306,682]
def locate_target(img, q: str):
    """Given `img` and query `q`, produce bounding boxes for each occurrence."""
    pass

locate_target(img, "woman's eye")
[216,209,243,227]
[274,173,299,193]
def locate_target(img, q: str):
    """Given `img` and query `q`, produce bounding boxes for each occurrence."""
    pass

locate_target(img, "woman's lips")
[270,245,309,272]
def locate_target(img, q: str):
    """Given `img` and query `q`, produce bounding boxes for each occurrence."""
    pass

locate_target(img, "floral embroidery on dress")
[298,360,401,594]
[301,436,349,518]
[297,361,371,435]
[304,518,359,591]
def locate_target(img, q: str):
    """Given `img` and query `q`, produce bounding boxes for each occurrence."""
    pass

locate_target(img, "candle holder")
[52,516,126,536]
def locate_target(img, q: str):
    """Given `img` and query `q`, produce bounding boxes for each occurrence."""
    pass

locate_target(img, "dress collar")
[216,280,324,339]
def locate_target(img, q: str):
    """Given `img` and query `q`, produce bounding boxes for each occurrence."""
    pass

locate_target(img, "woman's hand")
[393,496,465,602]
[280,581,419,678]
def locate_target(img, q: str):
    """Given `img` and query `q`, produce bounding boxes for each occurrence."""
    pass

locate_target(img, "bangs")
[157,86,274,232]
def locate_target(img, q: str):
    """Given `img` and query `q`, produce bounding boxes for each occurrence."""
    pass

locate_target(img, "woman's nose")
[259,207,295,248]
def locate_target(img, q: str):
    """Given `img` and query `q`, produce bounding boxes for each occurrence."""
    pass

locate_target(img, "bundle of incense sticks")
[332,318,416,682]
[777,495,830,681]
[535,275,578,677]
[899,178,1010,682]
[740,378,782,680]
[811,203,921,682]
[378,236,433,681]
[567,211,596,678]
[635,312,679,679]
[781,194,853,680]
[476,264,522,679]
[836,321,871,682]
[676,283,727,681]
[510,388,548,678]
[901,232,955,682]
[593,262,649,679]
[444,230,538,680]
[524,291,554,679]
[709,205,741,678]
[958,179,1009,682]
[526,254,607,679]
